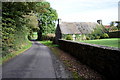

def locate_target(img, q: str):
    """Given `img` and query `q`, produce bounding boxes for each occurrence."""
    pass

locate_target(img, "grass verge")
[80,38,120,48]
[40,40,59,47]
[0,41,32,65]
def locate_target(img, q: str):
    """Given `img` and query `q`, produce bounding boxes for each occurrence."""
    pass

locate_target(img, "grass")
[0,41,32,65]
[40,40,59,47]
[80,38,120,48]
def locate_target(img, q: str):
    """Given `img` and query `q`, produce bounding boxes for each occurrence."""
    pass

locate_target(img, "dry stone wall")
[58,39,120,80]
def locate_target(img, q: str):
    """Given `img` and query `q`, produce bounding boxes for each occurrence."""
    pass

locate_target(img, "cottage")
[55,19,99,43]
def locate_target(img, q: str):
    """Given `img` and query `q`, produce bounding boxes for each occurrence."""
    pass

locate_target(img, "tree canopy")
[2,1,58,57]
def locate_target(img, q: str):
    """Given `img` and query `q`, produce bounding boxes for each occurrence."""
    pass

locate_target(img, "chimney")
[58,18,62,25]
[97,20,102,25]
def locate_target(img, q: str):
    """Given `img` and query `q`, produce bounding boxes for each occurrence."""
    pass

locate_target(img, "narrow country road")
[1,41,72,79]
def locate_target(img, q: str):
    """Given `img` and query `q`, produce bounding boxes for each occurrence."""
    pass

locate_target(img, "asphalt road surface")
[1,41,72,79]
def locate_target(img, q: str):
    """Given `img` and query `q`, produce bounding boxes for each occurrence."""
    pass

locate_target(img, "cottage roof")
[59,22,98,34]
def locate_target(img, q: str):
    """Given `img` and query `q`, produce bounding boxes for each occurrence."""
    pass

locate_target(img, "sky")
[47,0,119,25]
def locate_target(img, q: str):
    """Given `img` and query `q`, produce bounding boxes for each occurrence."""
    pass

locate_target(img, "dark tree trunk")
[37,30,42,41]
[36,19,43,41]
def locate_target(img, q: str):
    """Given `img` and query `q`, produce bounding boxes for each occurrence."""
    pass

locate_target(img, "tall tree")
[36,2,58,40]
[24,12,39,40]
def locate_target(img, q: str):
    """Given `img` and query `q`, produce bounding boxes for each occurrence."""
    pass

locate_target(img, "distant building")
[55,19,99,43]
[104,25,110,29]
[110,21,120,30]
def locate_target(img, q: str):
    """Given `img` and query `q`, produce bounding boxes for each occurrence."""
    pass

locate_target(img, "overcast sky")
[47,0,119,25]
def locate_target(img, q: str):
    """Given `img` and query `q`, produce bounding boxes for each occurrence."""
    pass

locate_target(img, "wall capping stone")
[59,39,120,51]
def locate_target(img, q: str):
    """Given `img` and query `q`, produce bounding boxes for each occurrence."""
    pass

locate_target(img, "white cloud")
[47,0,119,25]
[61,7,118,24]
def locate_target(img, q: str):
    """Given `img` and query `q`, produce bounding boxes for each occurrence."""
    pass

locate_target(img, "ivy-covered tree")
[2,2,35,56]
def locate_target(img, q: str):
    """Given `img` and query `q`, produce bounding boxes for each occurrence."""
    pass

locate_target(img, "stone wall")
[58,40,120,80]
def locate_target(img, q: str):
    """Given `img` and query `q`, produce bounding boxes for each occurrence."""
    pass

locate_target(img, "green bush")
[75,34,81,40]
[89,24,108,40]
[86,36,90,40]
[109,26,118,32]
[66,35,73,40]
[95,36,100,39]
[101,33,109,38]
[89,35,95,40]
[42,34,55,41]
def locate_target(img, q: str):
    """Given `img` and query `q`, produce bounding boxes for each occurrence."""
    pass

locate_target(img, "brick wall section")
[58,40,120,80]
